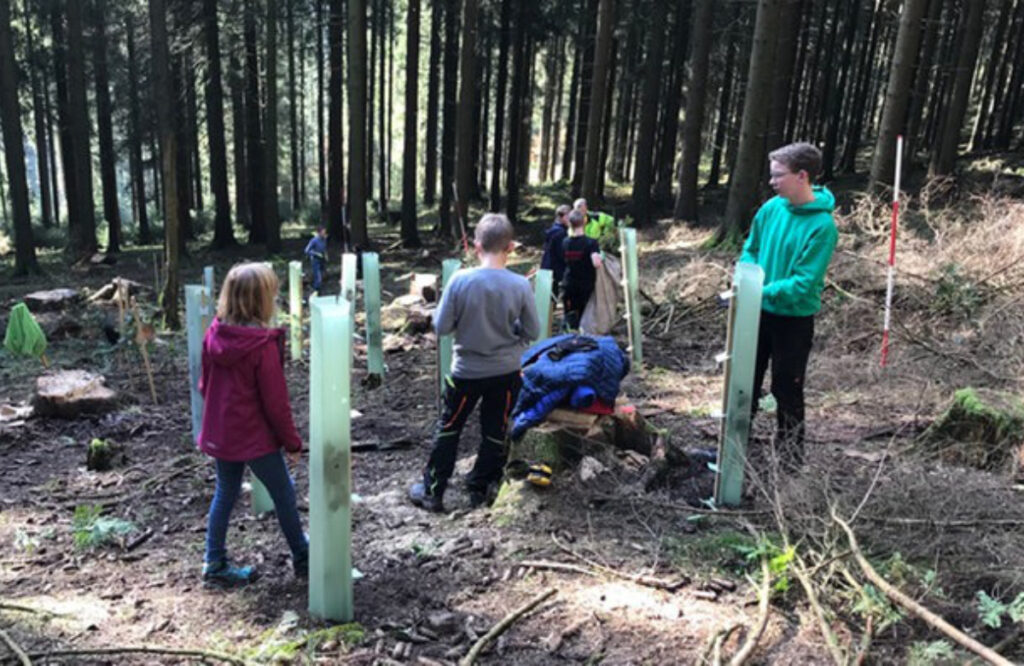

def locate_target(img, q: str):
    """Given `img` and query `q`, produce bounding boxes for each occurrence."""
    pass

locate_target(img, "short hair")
[474,213,515,253]
[567,210,586,229]
[555,204,571,218]
[217,262,279,326]
[573,198,587,210]
[769,142,822,182]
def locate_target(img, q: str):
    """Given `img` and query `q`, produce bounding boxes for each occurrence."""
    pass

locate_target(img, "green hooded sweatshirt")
[739,186,838,317]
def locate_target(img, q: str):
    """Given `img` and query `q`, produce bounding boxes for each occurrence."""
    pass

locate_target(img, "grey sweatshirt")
[434,267,540,379]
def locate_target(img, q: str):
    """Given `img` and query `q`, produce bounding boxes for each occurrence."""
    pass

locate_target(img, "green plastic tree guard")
[308,295,354,621]
[533,268,553,342]
[289,261,302,360]
[185,285,212,442]
[203,266,215,301]
[362,252,384,380]
[619,228,642,366]
[340,253,357,307]
[713,262,764,507]
[438,259,461,399]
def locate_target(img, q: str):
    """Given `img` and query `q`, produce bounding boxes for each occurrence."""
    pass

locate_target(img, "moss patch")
[918,388,1024,471]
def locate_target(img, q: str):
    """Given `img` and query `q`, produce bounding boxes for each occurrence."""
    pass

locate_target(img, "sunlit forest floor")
[3,161,1024,664]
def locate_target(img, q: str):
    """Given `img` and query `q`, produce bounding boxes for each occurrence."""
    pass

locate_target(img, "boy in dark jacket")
[303,226,328,293]
[541,205,570,296]
[741,142,838,468]
[409,214,540,512]
[561,210,603,331]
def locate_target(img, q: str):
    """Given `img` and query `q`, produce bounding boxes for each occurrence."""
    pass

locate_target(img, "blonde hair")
[217,262,279,326]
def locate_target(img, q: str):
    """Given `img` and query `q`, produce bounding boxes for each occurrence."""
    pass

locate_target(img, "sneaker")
[408,482,444,513]
[202,560,258,589]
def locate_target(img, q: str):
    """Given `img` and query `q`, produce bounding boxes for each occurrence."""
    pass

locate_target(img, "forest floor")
[2,178,1024,665]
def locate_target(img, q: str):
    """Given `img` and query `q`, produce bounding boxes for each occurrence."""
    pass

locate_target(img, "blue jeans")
[311,259,324,291]
[204,451,308,565]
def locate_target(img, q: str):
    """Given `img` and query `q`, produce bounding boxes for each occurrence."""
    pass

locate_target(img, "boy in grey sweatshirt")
[409,214,540,512]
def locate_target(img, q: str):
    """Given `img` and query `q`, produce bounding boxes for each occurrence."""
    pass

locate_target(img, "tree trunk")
[229,48,249,231]
[929,0,986,177]
[719,0,783,244]
[0,0,38,274]
[24,0,53,229]
[571,0,597,197]
[66,0,98,259]
[454,0,478,225]
[172,56,193,245]
[125,12,151,244]
[610,22,637,181]
[478,33,490,190]
[765,0,801,153]
[52,2,78,239]
[581,0,614,201]
[674,0,714,221]
[994,1,1024,148]
[822,0,860,180]
[204,0,234,248]
[630,0,668,227]
[91,0,121,253]
[868,0,928,189]
[150,0,180,328]
[377,0,387,217]
[424,0,442,205]
[328,0,344,241]
[186,60,202,216]
[706,6,738,189]
[244,0,265,244]
[317,0,326,214]
[42,55,60,225]
[550,38,565,183]
[265,0,281,252]
[652,0,692,205]
[597,36,616,198]
[843,0,884,171]
[287,0,299,211]
[969,0,1012,151]
[438,0,458,238]
[489,0,510,210]
[978,0,1021,149]
[348,0,369,246]
[401,0,421,247]
[505,1,528,222]
[539,45,556,184]
[561,35,580,182]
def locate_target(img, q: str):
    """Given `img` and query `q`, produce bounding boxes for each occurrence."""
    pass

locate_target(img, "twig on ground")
[551,534,688,591]
[19,646,249,665]
[727,545,771,666]
[833,510,1013,666]
[0,603,60,617]
[695,623,741,666]
[865,516,1024,528]
[124,529,154,552]
[0,628,31,666]
[792,551,847,666]
[854,615,874,666]
[458,588,557,666]
[964,624,1024,666]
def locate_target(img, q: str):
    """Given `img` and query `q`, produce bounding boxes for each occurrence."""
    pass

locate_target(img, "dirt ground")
[2,192,1024,665]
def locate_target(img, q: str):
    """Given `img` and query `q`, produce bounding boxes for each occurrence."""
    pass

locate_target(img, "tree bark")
[287,0,299,211]
[455,0,479,224]
[125,12,151,244]
[674,0,714,220]
[265,0,281,253]
[438,0,458,238]
[765,0,801,154]
[424,0,442,205]
[66,0,98,259]
[549,38,565,183]
[581,0,614,201]
[229,48,249,231]
[204,0,234,248]
[244,0,265,244]
[653,0,692,205]
[489,0,510,210]
[505,1,528,222]
[24,0,53,229]
[317,0,326,213]
[842,0,884,171]
[705,6,738,189]
[571,0,597,197]
[719,0,783,244]
[52,2,78,239]
[401,0,421,247]
[0,0,39,274]
[929,0,986,177]
[90,0,121,253]
[150,0,180,328]
[630,0,669,227]
[348,0,369,246]
[869,0,928,189]
[328,0,344,241]
[561,33,580,182]
[822,0,860,180]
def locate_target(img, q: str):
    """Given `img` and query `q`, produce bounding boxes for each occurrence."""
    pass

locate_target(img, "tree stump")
[23,288,81,312]
[33,370,118,418]
[918,388,1024,473]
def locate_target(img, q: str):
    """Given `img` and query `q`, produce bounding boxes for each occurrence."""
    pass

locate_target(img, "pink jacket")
[197,319,302,461]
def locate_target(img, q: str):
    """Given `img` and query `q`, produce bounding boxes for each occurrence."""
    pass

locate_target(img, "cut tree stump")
[410,273,439,303]
[23,289,81,312]
[33,370,118,418]
[917,388,1024,473]
[380,302,433,334]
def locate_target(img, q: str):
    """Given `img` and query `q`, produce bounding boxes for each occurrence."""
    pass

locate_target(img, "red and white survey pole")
[880,134,903,368]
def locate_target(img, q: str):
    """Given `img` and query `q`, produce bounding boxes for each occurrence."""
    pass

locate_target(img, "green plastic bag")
[4,302,48,360]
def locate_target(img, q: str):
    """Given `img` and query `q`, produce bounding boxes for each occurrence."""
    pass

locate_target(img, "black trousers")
[751,312,815,461]
[423,370,521,498]
[562,286,592,331]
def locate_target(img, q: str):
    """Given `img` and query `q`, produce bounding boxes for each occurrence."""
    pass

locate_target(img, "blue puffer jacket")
[510,334,630,439]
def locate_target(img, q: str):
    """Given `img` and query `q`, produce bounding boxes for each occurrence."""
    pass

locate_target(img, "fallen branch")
[792,551,847,666]
[20,646,250,665]
[551,534,688,591]
[727,550,771,666]
[0,603,61,617]
[545,615,591,653]
[694,623,741,666]
[864,516,1024,529]
[124,529,154,552]
[834,510,1013,666]
[458,588,557,666]
[0,627,31,666]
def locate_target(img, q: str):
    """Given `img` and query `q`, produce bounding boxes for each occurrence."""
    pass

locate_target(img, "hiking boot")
[408,482,444,513]
[467,489,488,509]
[203,560,258,589]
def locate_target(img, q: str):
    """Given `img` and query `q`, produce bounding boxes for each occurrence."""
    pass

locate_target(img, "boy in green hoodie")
[739,142,838,468]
